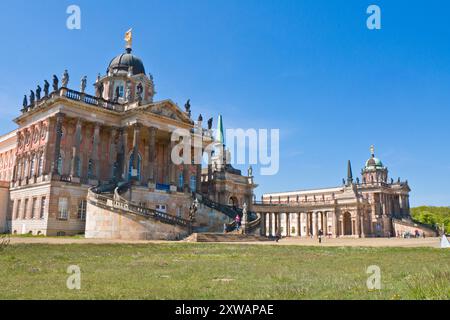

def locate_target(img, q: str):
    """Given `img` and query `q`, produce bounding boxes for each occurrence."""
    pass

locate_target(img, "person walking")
[235,214,241,231]
[318,229,323,244]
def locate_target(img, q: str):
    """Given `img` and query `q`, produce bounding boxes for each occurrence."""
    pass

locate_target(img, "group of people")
[396,229,426,239]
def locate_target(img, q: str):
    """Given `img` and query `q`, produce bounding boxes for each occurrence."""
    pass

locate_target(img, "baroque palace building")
[0,35,256,239]
[0,33,436,240]
[253,147,436,238]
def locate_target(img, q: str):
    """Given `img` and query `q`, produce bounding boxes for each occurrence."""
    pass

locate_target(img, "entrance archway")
[343,212,352,236]
[228,196,239,210]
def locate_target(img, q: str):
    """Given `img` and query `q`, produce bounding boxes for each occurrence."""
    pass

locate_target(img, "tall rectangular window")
[40,197,46,219]
[77,200,87,221]
[15,199,21,220]
[58,198,69,220]
[31,198,38,219]
[23,199,29,219]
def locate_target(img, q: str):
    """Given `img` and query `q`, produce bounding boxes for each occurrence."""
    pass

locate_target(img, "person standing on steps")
[318,229,323,244]
[235,214,241,231]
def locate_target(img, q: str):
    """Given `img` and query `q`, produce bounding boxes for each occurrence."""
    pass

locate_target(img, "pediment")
[139,100,193,124]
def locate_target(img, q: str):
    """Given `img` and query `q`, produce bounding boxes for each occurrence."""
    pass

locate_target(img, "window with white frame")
[38,153,44,176]
[30,155,36,177]
[23,199,29,219]
[58,197,69,220]
[156,204,167,213]
[40,197,46,219]
[32,198,38,219]
[14,199,21,220]
[77,200,87,220]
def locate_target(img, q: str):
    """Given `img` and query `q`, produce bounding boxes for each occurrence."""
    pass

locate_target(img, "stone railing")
[254,199,336,207]
[87,187,189,228]
[20,88,124,115]
[63,88,123,111]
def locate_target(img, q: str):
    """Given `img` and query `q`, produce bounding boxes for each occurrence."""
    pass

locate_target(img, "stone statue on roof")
[22,95,28,108]
[80,76,87,93]
[29,90,35,105]
[62,70,69,87]
[184,99,191,117]
[36,85,42,100]
[44,80,50,97]
[52,75,59,92]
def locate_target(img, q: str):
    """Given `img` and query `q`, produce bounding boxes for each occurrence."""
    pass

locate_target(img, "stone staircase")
[183,233,270,243]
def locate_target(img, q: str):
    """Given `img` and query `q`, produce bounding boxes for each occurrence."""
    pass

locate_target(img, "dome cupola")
[107,48,146,75]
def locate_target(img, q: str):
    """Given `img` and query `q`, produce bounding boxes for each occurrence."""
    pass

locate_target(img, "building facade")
[254,147,435,238]
[0,39,255,238]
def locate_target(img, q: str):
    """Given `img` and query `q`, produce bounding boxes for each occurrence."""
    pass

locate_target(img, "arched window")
[190,175,197,192]
[128,153,141,180]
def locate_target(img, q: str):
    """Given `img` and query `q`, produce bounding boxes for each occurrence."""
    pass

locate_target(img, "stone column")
[305,213,310,237]
[297,213,301,237]
[70,118,83,179]
[360,213,365,238]
[148,127,157,184]
[286,213,290,237]
[355,212,361,237]
[313,212,318,237]
[52,113,65,175]
[260,213,265,236]
[91,123,101,180]
[114,128,125,181]
[270,213,274,237]
[109,127,118,178]
[333,211,338,237]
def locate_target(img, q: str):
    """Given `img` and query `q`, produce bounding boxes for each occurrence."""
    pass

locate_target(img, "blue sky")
[0,0,449,206]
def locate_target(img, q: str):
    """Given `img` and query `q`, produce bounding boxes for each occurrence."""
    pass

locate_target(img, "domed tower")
[94,30,155,104]
[361,145,388,184]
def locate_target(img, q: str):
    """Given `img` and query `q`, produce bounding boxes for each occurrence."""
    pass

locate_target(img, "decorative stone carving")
[22,95,28,109]
[36,86,42,100]
[136,83,143,101]
[96,81,104,98]
[80,76,87,93]
[52,75,59,92]
[184,99,191,117]
[29,90,35,106]
[62,70,69,87]
[44,80,50,97]
[207,118,213,130]
[126,84,132,102]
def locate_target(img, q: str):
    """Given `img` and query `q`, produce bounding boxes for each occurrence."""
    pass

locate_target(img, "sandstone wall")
[0,183,9,233]
[194,203,233,233]
[392,219,437,237]
[85,202,189,240]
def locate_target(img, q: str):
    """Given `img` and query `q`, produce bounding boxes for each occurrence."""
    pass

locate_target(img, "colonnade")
[256,211,366,238]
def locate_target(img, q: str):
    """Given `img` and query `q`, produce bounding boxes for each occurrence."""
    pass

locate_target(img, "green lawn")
[0,243,449,300]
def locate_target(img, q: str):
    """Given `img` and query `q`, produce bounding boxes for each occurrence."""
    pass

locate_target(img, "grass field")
[0,243,449,300]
